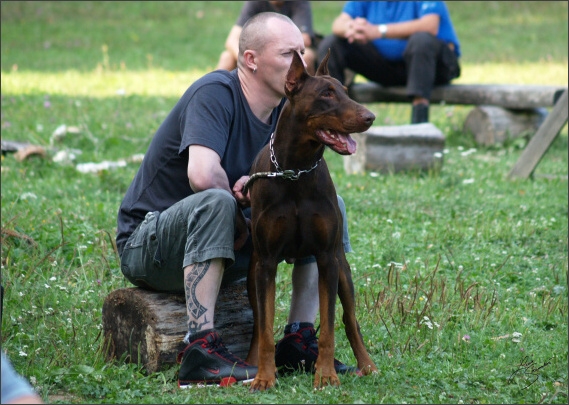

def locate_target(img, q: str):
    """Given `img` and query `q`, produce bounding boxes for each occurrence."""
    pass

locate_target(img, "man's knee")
[196,189,235,207]
[404,32,439,56]
[188,189,237,224]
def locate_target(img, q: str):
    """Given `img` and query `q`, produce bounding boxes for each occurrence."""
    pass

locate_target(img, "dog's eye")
[321,90,334,98]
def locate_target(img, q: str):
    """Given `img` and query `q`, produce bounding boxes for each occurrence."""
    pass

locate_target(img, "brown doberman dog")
[244,50,378,391]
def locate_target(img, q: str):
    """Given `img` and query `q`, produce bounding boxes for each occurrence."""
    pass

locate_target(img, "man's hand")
[346,17,374,44]
[232,175,251,207]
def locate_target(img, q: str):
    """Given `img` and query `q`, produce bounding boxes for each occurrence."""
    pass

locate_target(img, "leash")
[242,132,321,195]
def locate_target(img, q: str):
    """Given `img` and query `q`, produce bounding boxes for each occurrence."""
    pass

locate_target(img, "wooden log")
[349,83,567,109]
[508,89,568,179]
[463,106,547,146]
[344,123,445,174]
[102,276,253,374]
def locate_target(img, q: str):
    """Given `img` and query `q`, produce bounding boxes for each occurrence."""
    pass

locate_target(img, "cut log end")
[464,106,547,146]
[102,277,253,373]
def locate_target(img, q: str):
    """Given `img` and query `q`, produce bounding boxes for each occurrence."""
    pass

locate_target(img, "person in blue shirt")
[318,1,461,124]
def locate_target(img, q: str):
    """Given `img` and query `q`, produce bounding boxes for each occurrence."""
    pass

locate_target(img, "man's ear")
[285,51,309,96]
[243,49,257,72]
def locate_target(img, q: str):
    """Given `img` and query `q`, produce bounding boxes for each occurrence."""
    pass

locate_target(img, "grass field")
[1,1,568,404]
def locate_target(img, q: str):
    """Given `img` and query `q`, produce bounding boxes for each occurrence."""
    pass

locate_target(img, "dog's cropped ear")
[315,49,330,77]
[285,51,309,96]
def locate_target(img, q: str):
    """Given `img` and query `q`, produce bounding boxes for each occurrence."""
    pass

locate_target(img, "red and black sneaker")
[274,323,361,376]
[177,330,257,388]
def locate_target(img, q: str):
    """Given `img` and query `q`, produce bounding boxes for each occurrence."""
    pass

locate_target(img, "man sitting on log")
[317,1,461,124]
[116,12,356,388]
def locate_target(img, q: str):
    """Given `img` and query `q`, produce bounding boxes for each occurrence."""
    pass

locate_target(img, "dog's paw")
[249,376,276,392]
[313,370,341,389]
[360,363,379,376]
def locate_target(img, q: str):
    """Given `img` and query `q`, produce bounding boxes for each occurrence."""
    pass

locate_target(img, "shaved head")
[238,12,297,65]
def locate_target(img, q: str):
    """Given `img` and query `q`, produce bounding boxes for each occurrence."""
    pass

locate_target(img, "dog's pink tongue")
[318,129,357,155]
[344,134,357,155]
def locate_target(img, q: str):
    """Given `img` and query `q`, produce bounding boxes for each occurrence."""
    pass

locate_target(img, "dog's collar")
[242,133,321,195]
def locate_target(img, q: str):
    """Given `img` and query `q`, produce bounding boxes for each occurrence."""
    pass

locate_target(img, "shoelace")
[298,328,319,354]
[207,335,250,366]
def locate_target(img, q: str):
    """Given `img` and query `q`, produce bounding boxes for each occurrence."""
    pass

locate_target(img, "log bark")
[463,106,547,146]
[349,83,567,109]
[102,276,253,374]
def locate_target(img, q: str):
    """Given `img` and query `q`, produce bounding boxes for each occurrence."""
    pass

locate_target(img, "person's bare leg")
[412,96,429,106]
[288,262,319,324]
[183,258,224,339]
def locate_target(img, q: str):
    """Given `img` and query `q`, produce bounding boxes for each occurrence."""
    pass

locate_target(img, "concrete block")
[344,123,445,174]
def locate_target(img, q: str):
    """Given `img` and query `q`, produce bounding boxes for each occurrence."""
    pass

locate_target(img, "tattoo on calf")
[185,261,210,333]
[188,316,210,333]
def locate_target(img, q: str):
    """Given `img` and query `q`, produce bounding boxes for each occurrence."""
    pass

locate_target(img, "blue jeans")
[120,189,352,293]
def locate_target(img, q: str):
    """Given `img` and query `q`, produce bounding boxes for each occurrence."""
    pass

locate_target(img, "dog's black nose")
[362,110,375,126]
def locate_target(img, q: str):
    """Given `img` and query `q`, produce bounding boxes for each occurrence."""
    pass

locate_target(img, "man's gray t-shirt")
[116,69,285,256]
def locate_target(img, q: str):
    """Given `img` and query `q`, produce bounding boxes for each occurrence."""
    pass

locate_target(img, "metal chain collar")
[242,133,321,194]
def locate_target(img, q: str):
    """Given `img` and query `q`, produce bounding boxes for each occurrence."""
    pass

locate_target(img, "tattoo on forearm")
[185,261,210,332]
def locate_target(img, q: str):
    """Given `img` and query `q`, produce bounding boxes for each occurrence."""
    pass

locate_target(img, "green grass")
[1,1,568,404]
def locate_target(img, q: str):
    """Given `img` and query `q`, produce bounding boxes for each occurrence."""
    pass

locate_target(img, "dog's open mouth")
[317,129,357,155]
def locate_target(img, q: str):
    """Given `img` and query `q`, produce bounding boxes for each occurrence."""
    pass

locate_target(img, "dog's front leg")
[246,250,260,366]
[313,255,341,388]
[249,258,278,392]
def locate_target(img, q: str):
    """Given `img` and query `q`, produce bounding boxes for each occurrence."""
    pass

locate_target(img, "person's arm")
[186,144,250,249]
[332,11,439,43]
[186,145,250,249]
[374,14,439,39]
[332,12,355,37]
[187,145,231,193]
[223,25,242,64]
[301,33,312,48]
[186,145,251,205]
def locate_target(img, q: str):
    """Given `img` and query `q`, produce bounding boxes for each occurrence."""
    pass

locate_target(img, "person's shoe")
[177,330,257,388]
[411,103,430,124]
[274,323,361,376]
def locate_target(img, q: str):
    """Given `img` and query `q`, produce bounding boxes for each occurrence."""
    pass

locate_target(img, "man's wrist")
[378,24,388,38]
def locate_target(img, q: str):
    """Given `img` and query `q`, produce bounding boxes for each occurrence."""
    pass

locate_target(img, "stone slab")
[344,123,445,174]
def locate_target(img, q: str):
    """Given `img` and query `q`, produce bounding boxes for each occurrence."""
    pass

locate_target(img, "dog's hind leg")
[337,253,378,375]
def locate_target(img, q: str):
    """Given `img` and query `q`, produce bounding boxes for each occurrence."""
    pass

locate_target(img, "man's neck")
[238,68,280,125]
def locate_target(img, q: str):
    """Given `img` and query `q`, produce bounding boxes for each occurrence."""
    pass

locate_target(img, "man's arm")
[374,14,439,39]
[187,145,250,249]
[187,145,231,193]
[223,25,243,64]
[332,11,440,43]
